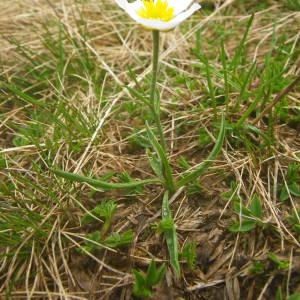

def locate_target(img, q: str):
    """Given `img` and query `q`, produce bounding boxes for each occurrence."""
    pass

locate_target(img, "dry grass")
[1,0,300,299]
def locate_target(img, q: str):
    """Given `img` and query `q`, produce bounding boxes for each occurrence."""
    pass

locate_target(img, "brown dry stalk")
[252,71,300,125]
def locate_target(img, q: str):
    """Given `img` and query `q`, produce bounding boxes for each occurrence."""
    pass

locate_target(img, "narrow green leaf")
[145,259,165,287]
[180,242,197,270]
[229,220,256,232]
[233,60,256,112]
[232,200,252,217]
[268,252,289,270]
[289,182,300,197]
[145,259,157,287]
[194,53,240,90]
[287,293,300,300]
[133,285,151,298]
[146,149,163,179]
[177,156,191,170]
[293,224,300,234]
[198,54,216,118]
[2,82,69,132]
[132,269,152,298]
[235,87,264,128]
[220,39,229,112]
[248,260,264,274]
[176,113,226,188]
[250,194,262,218]
[279,186,289,201]
[132,269,146,287]
[153,264,165,286]
[126,86,149,107]
[162,191,180,277]
[235,68,286,128]
[231,14,254,73]
[126,64,144,93]
[275,287,283,300]
[51,168,161,190]
[145,122,175,192]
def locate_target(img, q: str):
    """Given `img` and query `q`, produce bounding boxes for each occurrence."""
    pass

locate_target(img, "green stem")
[150,30,167,152]
[148,30,175,193]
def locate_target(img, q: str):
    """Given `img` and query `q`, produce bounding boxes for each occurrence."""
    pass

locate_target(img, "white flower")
[115,0,201,31]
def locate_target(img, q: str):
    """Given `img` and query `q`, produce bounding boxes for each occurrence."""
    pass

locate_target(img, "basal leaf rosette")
[115,0,201,31]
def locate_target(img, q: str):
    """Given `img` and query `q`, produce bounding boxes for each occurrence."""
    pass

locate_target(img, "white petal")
[123,2,200,31]
[126,0,144,11]
[168,0,197,16]
[115,0,127,10]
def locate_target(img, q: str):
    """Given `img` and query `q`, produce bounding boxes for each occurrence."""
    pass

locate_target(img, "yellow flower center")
[136,0,174,22]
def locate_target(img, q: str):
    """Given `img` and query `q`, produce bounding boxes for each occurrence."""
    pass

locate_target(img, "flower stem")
[150,30,167,152]
[149,30,175,193]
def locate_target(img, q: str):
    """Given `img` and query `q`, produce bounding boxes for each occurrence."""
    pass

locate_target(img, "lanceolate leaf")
[289,182,300,197]
[229,219,256,232]
[145,122,175,192]
[145,259,157,287]
[250,194,262,218]
[153,263,165,285]
[162,191,180,277]
[145,259,165,287]
[51,168,161,190]
[146,149,163,179]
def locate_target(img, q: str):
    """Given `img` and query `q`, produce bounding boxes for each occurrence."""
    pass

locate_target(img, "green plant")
[276,286,300,300]
[132,259,165,298]
[157,191,180,277]
[81,229,133,253]
[286,0,300,11]
[229,193,264,233]
[180,242,197,270]
[279,163,300,201]
[52,168,161,191]
[248,260,264,274]
[79,201,132,253]
[81,200,117,235]
[268,252,289,270]
[287,208,300,241]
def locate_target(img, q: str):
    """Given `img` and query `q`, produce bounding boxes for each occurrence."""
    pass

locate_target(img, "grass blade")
[233,60,256,112]
[220,39,229,113]
[231,14,254,73]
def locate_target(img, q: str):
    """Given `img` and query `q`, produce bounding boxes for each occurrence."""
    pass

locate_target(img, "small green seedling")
[80,229,133,254]
[248,260,264,274]
[132,259,165,298]
[180,242,197,270]
[279,163,300,201]
[268,252,289,270]
[81,200,116,235]
[79,201,132,253]
[229,193,263,232]
[102,229,133,248]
